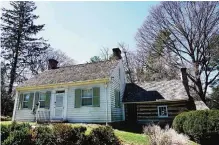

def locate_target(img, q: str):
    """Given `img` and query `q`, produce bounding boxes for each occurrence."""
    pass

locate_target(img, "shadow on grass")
[109,121,174,134]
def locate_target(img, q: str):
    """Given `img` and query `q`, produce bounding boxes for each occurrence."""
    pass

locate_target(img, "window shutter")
[118,91,121,107]
[115,90,121,108]
[115,90,118,108]
[34,92,39,110]
[45,91,51,109]
[75,89,81,108]
[28,93,34,109]
[93,87,100,107]
[19,93,23,110]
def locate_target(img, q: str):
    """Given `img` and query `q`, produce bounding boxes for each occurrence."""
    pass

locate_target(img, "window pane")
[82,89,92,98]
[82,98,92,106]
[40,101,45,108]
[23,102,28,108]
[24,94,29,101]
[158,106,167,117]
[40,93,46,101]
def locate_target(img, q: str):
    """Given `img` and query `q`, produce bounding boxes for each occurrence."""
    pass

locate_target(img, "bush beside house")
[144,124,190,145]
[1,122,121,145]
[173,110,219,145]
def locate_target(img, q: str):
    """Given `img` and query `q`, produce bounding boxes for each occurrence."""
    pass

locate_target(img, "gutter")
[17,78,109,91]
[123,99,189,104]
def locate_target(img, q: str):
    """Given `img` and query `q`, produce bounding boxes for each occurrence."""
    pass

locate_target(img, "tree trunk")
[193,62,206,103]
[8,16,22,95]
[8,50,19,95]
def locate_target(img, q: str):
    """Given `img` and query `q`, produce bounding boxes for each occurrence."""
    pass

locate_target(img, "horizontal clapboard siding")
[66,84,111,123]
[15,110,35,121]
[110,60,126,122]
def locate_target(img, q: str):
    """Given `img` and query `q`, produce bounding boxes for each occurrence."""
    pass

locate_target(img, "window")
[82,89,93,106]
[157,106,168,117]
[39,92,46,108]
[23,94,30,108]
[115,89,121,108]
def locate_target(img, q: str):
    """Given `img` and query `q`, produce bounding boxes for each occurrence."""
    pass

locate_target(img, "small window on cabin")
[23,94,30,108]
[157,106,168,117]
[39,92,46,108]
[82,89,93,106]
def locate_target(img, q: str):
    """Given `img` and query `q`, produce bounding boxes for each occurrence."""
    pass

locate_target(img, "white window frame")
[23,93,30,109]
[39,92,46,108]
[81,88,93,106]
[157,105,168,117]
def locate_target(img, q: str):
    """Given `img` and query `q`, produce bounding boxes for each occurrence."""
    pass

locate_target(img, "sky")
[1,1,160,64]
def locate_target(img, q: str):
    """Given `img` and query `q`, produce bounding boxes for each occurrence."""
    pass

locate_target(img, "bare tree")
[118,42,135,83]
[30,47,75,75]
[100,47,113,61]
[136,1,219,103]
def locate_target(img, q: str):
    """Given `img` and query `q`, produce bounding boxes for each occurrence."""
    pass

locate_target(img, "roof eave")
[17,78,109,91]
[123,99,189,104]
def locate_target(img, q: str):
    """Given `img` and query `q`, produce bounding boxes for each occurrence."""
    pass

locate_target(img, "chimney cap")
[112,48,122,59]
[112,48,121,53]
[48,59,58,70]
[48,59,58,63]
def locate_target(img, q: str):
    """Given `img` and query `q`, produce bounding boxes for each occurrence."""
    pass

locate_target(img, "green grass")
[115,129,148,145]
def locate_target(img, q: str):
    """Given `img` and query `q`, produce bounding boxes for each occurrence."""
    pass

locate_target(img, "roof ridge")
[58,59,116,69]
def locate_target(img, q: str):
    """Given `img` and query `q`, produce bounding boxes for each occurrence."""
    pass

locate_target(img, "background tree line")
[90,1,219,108]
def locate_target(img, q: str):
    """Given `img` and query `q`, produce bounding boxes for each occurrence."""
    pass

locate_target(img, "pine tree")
[1,1,50,95]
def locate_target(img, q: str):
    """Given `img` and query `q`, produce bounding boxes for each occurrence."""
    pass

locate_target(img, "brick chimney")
[48,59,58,70]
[112,48,122,60]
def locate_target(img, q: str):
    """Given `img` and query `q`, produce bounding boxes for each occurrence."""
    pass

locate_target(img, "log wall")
[125,100,189,124]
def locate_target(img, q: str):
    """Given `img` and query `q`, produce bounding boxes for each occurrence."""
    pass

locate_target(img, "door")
[54,93,64,119]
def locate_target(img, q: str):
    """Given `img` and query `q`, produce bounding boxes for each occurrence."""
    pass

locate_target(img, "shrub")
[173,110,219,145]
[32,126,56,145]
[10,121,31,131]
[53,124,87,145]
[1,124,10,143]
[1,122,32,144]
[2,127,32,145]
[88,126,121,145]
[144,124,189,145]
[172,112,187,133]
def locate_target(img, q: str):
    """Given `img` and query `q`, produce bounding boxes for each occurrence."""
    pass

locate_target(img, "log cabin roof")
[18,60,119,87]
[123,79,189,102]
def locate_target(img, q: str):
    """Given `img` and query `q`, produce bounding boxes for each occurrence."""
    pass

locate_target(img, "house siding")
[110,60,126,122]
[14,84,112,123]
[66,83,111,123]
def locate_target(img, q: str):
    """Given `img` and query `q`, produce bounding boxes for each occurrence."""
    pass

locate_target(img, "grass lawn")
[115,129,148,145]
[0,121,197,145]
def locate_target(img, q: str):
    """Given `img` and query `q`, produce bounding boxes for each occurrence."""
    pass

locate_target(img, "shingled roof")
[123,80,189,102]
[18,60,119,88]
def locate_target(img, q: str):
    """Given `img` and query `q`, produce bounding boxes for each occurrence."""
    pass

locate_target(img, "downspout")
[12,90,18,121]
[105,82,108,125]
